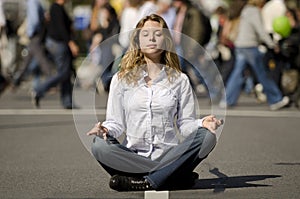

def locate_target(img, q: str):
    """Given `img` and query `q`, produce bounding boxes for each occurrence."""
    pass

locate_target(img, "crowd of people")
[0,0,299,110]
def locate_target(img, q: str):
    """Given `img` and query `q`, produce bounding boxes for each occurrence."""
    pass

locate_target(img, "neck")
[144,56,163,81]
[147,63,162,77]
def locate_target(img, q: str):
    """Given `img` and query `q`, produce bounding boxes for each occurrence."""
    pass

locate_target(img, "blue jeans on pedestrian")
[224,47,282,106]
[91,127,216,189]
[35,37,73,107]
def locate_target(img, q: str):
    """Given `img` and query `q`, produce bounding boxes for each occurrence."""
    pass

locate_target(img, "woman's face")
[139,20,165,57]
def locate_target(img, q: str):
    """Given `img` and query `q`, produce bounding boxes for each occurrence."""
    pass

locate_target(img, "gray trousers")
[15,35,53,84]
[92,127,216,189]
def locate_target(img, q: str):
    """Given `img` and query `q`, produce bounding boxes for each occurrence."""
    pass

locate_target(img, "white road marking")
[145,191,169,199]
[0,109,299,118]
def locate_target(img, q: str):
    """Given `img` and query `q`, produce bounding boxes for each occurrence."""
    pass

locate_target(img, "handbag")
[281,69,299,95]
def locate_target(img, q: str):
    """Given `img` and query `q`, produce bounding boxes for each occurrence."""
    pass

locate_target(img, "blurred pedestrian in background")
[32,0,79,109]
[219,0,289,111]
[172,0,215,99]
[88,0,120,91]
[278,7,300,107]
[219,0,246,84]
[137,0,158,20]
[262,0,287,41]
[0,0,8,95]
[260,0,288,90]
[12,0,54,91]
[156,0,176,29]
[118,0,141,51]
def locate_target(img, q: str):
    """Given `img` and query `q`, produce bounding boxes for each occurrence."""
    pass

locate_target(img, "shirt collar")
[139,67,167,85]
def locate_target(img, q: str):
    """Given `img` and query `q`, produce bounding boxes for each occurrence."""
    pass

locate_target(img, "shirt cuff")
[199,118,204,127]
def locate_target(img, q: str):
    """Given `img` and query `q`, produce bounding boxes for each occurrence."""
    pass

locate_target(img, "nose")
[149,33,156,42]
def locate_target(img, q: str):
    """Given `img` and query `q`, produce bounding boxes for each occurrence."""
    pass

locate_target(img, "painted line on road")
[145,190,169,199]
[0,109,106,115]
[0,109,299,118]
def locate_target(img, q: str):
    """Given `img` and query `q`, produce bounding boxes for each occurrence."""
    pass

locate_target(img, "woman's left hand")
[202,115,223,133]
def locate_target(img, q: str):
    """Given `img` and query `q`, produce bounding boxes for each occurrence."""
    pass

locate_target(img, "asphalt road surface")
[0,84,299,199]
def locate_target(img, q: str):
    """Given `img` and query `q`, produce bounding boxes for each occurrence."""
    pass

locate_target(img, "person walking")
[0,0,8,95]
[33,0,79,109]
[86,14,223,191]
[88,0,120,91]
[172,0,217,99]
[118,0,141,50]
[12,0,54,89]
[219,0,289,110]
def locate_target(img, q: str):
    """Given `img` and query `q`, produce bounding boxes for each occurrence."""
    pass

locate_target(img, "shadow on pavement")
[191,167,281,193]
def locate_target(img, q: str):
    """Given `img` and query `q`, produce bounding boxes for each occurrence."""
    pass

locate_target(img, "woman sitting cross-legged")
[86,14,223,191]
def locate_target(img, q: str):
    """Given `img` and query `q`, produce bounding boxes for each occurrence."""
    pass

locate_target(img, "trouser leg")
[92,128,216,189]
[36,38,70,98]
[146,127,216,189]
[224,50,247,106]
[29,36,53,76]
[244,48,283,104]
[91,136,159,176]
[13,48,33,85]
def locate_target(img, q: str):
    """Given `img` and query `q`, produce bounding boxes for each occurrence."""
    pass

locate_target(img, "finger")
[219,119,224,125]
[97,122,102,127]
[215,119,224,127]
[99,129,105,134]
[210,115,216,119]
[87,130,96,136]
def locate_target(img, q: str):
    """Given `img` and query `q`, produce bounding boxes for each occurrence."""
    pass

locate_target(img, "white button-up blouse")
[102,68,203,160]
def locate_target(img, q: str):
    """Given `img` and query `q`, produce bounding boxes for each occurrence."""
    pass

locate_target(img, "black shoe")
[167,172,199,190]
[63,104,80,109]
[31,92,40,108]
[0,75,9,95]
[64,104,72,109]
[190,172,199,181]
[109,175,153,191]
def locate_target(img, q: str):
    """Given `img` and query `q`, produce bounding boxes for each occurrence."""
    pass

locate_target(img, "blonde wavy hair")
[118,14,181,85]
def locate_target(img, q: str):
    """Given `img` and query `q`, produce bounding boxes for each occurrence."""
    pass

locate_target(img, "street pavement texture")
[0,84,299,199]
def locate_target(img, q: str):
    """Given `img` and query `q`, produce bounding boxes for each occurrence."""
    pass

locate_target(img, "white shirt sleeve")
[102,74,126,138]
[176,74,202,137]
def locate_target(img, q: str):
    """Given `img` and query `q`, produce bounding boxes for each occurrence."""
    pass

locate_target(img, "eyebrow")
[141,29,162,33]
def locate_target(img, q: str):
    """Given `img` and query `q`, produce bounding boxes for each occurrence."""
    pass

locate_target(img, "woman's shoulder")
[172,72,190,85]
[178,72,190,81]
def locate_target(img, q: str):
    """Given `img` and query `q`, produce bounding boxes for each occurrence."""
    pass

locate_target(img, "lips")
[146,44,157,49]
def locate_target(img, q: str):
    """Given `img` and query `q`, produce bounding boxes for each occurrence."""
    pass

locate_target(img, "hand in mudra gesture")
[86,122,108,139]
[202,115,223,133]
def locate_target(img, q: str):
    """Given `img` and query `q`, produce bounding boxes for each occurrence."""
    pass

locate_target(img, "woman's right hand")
[86,122,108,139]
